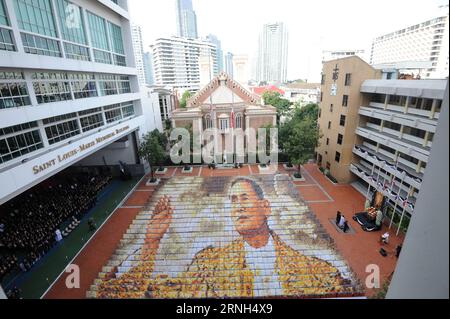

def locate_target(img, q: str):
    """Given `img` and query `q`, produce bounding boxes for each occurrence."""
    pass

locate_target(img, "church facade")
[171,73,277,162]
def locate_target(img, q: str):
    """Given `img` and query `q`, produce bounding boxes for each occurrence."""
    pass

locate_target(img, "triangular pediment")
[208,85,244,104]
[187,72,259,107]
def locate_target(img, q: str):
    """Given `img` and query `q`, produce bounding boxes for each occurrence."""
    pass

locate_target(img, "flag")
[230,106,234,129]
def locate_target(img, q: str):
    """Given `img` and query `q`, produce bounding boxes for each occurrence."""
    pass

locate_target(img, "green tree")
[283,118,320,178]
[179,91,192,108]
[291,103,319,124]
[138,130,167,182]
[262,91,291,124]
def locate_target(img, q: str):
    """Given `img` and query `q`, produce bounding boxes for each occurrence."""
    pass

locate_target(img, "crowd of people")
[0,169,112,286]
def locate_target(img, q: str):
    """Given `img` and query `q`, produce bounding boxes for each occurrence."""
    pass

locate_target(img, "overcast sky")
[128,0,447,82]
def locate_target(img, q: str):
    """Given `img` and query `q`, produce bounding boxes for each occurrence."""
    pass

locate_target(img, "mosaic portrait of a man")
[91,175,362,298]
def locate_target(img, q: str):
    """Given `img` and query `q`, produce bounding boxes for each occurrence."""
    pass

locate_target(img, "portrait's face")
[229,180,270,235]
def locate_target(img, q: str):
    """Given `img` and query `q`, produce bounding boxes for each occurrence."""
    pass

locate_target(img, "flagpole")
[366,160,376,199]
[231,78,235,164]
[397,184,413,236]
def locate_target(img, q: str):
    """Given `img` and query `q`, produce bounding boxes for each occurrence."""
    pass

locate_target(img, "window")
[0,0,9,26]
[329,104,333,112]
[108,22,126,66]
[104,104,122,123]
[0,121,43,164]
[318,109,321,118]
[340,115,346,126]
[13,0,57,37]
[204,115,213,129]
[45,119,80,145]
[328,121,331,129]
[0,71,31,109]
[98,74,118,96]
[117,75,131,94]
[54,0,87,45]
[80,113,103,132]
[21,33,61,57]
[235,113,242,129]
[121,102,134,117]
[64,42,90,61]
[344,73,351,86]
[219,118,229,131]
[87,12,109,51]
[321,74,325,85]
[326,138,329,145]
[342,94,348,107]
[93,49,112,64]
[335,151,341,163]
[69,73,97,99]
[383,120,401,131]
[337,134,343,145]
[32,72,71,104]
[0,27,15,52]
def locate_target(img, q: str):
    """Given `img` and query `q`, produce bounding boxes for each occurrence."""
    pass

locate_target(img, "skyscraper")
[175,0,198,38]
[151,36,217,91]
[143,52,154,85]
[131,23,147,86]
[225,52,234,78]
[206,34,224,72]
[255,22,288,84]
[370,13,449,79]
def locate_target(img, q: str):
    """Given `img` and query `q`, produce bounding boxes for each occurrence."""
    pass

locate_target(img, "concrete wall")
[316,56,381,183]
[386,81,449,299]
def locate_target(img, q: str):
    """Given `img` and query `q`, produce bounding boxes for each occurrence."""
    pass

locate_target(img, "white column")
[49,0,66,59]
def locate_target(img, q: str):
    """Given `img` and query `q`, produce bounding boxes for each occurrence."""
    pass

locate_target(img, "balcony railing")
[349,163,415,214]
[352,145,422,190]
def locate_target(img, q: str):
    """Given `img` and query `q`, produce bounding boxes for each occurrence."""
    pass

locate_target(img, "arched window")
[235,113,243,129]
[204,115,213,129]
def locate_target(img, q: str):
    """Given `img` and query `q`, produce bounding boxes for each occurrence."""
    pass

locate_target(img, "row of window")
[0,0,126,66]
[321,72,352,86]
[0,102,135,164]
[204,114,244,130]
[325,133,344,146]
[0,71,131,109]
[324,115,346,130]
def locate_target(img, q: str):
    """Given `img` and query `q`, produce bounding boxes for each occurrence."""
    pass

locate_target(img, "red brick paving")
[44,164,403,298]
[296,185,331,202]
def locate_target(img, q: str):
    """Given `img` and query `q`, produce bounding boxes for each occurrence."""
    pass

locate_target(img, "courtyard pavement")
[44,163,403,299]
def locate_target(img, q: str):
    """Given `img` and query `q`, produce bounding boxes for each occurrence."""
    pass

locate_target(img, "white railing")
[350,162,415,213]
[352,145,422,190]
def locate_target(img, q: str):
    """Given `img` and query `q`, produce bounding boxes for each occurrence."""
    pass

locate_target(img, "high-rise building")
[206,34,223,72]
[151,36,217,91]
[131,23,146,86]
[350,78,446,235]
[316,56,447,235]
[255,22,288,84]
[316,56,382,184]
[233,54,250,86]
[322,50,368,63]
[370,13,449,79]
[224,52,234,78]
[175,0,198,39]
[143,52,154,85]
[0,0,158,205]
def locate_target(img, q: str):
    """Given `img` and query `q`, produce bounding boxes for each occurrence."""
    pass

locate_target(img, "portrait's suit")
[95,232,354,298]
